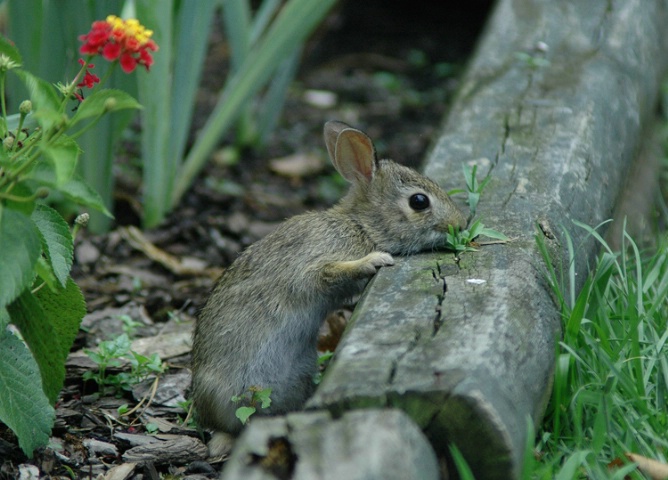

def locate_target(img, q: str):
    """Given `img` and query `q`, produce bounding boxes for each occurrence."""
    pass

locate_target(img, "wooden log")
[307,1,668,478]
[219,409,440,480]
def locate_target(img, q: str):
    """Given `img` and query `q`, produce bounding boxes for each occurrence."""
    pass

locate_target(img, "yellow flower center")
[105,15,154,45]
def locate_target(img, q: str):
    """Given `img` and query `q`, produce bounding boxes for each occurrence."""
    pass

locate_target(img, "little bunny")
[191,121,467,453]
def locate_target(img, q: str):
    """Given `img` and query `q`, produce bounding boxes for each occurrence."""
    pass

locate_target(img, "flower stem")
[0,73,7,119]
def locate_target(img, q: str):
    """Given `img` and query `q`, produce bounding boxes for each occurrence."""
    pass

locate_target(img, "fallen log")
[217,1,668,479]
[219,409,440,480]
[307,0,668,478]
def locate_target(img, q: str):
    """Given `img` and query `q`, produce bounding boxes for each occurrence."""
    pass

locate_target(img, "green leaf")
[71,89,142,126]
[0,182,36,215]
[0,307,8,329]
[31,204,73,287]
[478,227,509,242]
[13,69,61,129]
[235,406,256,425]
[0,35,23,65]
[0,206,41,308]
[33,256,58,292]
[35,277,85,365]
[28,163,113,217]
[41,134,80,186]
[0,329,55,458]
[7,290,64,404]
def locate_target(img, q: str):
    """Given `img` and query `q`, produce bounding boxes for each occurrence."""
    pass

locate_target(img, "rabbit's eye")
[409,193,430,211]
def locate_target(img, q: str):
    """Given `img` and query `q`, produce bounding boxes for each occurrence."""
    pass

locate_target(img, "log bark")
[307,1,668,478]
[219,409,440,480]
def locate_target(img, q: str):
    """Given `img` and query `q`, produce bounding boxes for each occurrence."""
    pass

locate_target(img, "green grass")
[526,223,668,479]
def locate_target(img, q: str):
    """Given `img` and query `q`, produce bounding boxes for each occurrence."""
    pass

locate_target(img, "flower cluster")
[76,59,99,89]
[79,15,158,73]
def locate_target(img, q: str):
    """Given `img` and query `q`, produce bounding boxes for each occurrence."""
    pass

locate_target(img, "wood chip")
[122,436,207,465]
[102,462,137,480]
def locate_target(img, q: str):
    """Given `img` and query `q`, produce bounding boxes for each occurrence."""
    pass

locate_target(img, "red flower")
[76,58,100,89]
[79,15,158,73]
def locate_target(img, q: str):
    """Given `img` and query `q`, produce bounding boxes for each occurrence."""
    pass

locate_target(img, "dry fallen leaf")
[626,453,668,480]
[120,226,220,278]
[269,152,325,178]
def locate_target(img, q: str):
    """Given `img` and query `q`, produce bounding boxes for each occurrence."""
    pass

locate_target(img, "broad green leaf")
[71,89,142,126]
[31,204,73,287]
[0,35,23,65]
[33,256,58,292]
[28,163,112,216]
[235,406,256,425]
[0,329,54,458]
[0,307,8,329]
[0,207,41,308]
[13,69,61,129]
[41,135,80,186]
[60,176,113,217]
[0,183,36,215]
[35,277,86,366]
[7,290,64,404]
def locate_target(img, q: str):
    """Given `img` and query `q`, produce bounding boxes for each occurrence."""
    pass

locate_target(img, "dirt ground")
[0,2,493,478]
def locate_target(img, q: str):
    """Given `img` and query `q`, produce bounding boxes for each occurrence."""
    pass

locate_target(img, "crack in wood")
[431,262,448,336]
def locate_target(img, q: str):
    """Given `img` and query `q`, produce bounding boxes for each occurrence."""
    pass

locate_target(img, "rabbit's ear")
[324,121,377,183]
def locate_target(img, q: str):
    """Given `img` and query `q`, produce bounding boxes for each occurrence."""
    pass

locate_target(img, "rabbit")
[191,121,467,454]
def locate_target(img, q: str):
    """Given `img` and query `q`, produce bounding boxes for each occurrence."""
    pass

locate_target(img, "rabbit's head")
[324,120,468,255]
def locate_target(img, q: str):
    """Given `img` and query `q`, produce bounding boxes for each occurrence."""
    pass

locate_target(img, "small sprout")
[232,386,272,425]
[145,423,159,434]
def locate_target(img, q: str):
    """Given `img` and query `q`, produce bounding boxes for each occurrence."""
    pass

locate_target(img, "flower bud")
[3,136,14,150]
[103,97,117,111]
[75,213,90,227]
[19,100,32,115]
[0,54,20,72]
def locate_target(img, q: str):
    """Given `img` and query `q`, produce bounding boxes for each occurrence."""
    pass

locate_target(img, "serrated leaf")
[71,89,142,126]
[0,207,41,308]
[28,163,113,217]
[0,35,23,65]
[59,176,113,217]
[41,135,80,186]
[0,329,55,458]
[31,204,73,287]
[0,183,36,215]
[33,256,58,292]
[7,290,64,404]
[35,277,85,365]
[0,307,8,329]
[13,70,61,129]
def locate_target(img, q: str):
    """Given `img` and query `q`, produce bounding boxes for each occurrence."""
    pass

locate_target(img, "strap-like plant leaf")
[0,207,41,309]
[31,204,73,288]
[0,329,55,458]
